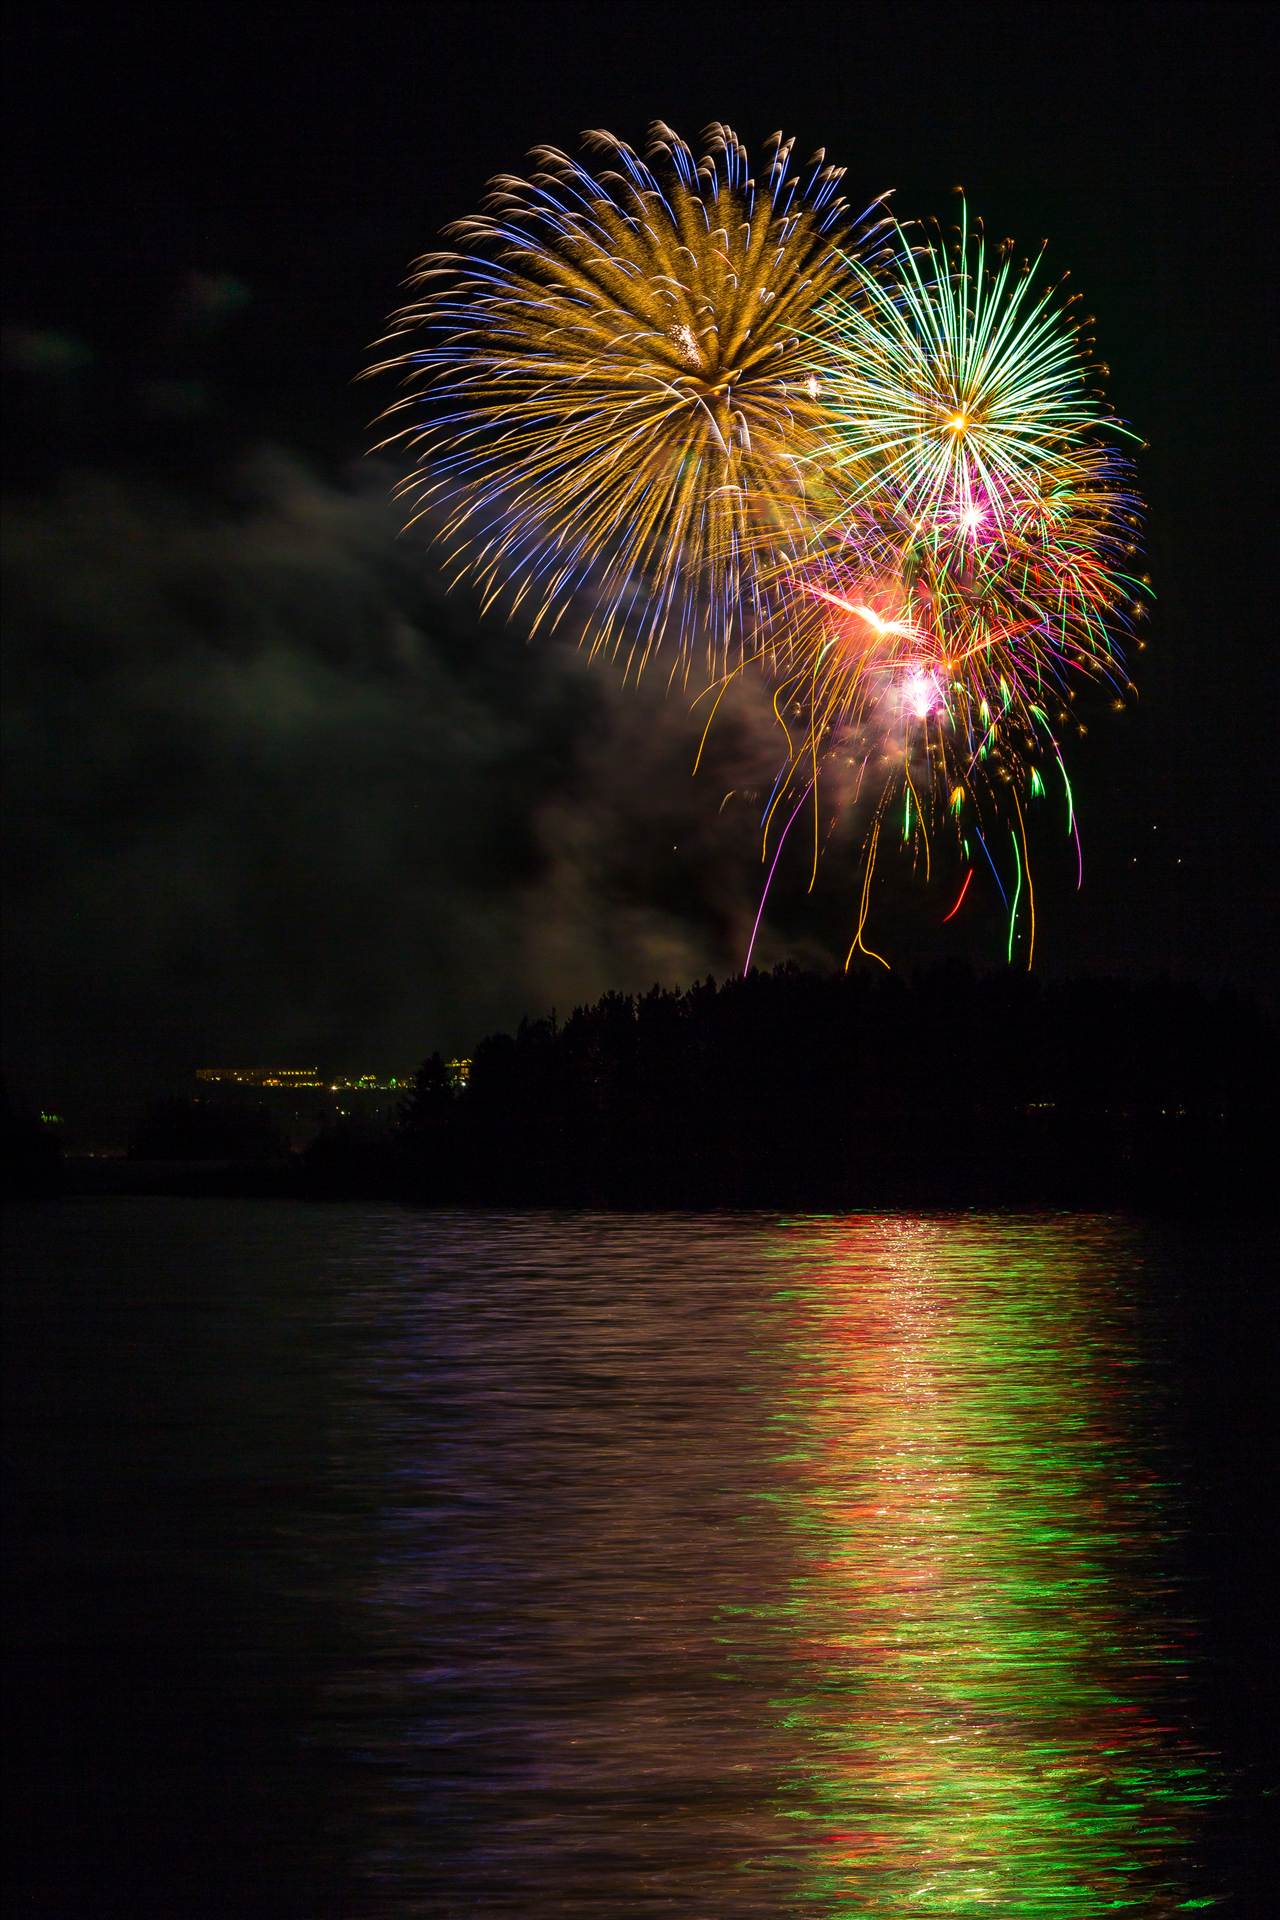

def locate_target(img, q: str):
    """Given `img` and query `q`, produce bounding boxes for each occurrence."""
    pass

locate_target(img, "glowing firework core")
[902,669,941,719]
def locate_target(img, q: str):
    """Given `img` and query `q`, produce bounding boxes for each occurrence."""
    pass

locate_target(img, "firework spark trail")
[744,783,813,974]
[974,826,1009,911]
[941,867,974,923]
[1007,828,1024,965]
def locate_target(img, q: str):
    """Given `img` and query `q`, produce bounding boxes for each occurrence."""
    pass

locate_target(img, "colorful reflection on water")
[752,1215,1220,1914]
[344,1211,1221,1916]
[4,1203,1240,1916]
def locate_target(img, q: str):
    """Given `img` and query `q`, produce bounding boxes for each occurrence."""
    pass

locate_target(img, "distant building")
[194,1066,418,1150]
[196,1067,414,1092]
[192,1065,470,1151]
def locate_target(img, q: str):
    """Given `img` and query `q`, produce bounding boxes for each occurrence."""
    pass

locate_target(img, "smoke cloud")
[3,444,842,1135]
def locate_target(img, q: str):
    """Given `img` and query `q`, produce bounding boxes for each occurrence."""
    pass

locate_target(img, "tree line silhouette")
[10,965,1265,1208]
[316,964,1269,1209]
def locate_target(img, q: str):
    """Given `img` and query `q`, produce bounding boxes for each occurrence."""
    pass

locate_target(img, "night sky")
[4,0,1276,1141]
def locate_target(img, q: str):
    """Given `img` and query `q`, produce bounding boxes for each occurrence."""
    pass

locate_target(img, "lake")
[3,1201,1274,1915]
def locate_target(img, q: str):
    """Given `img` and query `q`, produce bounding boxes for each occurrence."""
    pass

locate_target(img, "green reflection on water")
[752,1215,1220,1915]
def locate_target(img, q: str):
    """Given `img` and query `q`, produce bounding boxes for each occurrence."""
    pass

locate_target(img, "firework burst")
[813,201,1140,528]
[740,205,1146,966]
[369,124,887,675]
[371,146,1144,972]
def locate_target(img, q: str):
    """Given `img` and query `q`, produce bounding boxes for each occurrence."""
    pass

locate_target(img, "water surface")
[3,1203,1272,1915]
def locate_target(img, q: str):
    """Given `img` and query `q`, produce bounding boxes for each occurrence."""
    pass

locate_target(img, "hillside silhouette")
[344,964,1269,1210]
[17,966,1266,1210]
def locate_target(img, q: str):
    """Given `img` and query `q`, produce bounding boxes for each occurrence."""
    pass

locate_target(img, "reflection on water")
[338,1212,1221,1916]
[6,1203,1243,1916]
[754,1216,1218,1915]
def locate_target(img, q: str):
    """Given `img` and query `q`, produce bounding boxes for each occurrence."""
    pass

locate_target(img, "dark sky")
[4,0,1277,1138]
